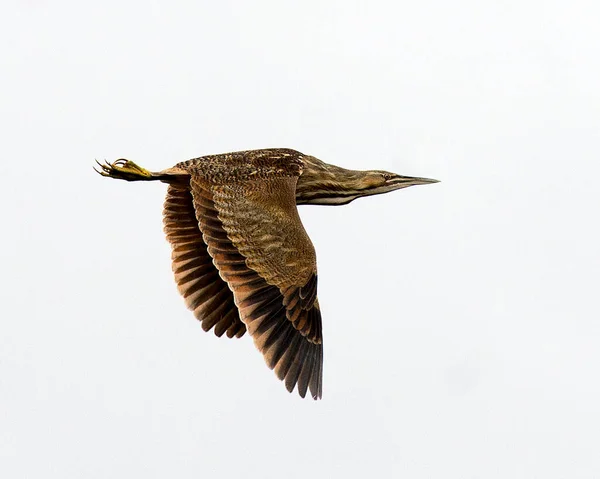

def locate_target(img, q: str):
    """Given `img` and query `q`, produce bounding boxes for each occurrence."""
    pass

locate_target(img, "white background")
[2,0,599,477]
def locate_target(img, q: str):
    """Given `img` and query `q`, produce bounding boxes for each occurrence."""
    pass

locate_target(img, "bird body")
[96,148,437,399]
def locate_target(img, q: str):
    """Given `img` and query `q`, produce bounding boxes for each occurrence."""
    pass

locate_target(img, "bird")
[95,148,438,399]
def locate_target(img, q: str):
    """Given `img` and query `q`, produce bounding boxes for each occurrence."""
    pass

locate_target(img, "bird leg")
[94,159,155,182]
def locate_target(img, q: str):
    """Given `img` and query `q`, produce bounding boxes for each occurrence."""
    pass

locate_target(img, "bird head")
[295,156,439,205]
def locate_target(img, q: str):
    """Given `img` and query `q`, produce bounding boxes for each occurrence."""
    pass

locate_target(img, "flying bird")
[95,148,438,399]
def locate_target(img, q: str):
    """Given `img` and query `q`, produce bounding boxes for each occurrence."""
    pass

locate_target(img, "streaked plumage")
[96,148,438,399]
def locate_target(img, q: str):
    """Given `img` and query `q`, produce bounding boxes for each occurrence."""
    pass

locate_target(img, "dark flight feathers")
[163,152,323,399]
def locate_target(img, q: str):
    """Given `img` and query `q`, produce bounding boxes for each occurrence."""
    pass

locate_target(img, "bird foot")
[94,159,153,181]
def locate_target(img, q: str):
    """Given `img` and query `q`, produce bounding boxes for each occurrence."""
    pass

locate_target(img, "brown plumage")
[95,148,438,399]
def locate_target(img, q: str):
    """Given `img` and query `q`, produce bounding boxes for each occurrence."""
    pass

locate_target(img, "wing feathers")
[190,179,323,398]
[163,185,246,338]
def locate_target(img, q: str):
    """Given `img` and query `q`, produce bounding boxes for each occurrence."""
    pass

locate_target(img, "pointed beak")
[388,174,440,187]
[413,176,439,184]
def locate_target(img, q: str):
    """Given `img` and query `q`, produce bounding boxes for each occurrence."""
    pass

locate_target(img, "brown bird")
[95,148,438,399]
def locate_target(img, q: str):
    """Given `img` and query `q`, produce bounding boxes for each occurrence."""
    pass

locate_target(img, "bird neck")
[296,156,367,206]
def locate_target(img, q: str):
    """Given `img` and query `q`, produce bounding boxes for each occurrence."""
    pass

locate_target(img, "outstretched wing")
[163,184,246,338]
[189,163,323,399]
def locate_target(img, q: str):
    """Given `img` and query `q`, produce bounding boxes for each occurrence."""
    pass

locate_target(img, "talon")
[94,159,109,177]
[94,158,154,181]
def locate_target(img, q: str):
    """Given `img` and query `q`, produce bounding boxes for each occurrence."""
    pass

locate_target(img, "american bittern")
[95,148,438,399]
